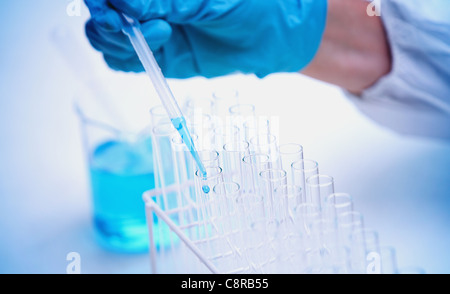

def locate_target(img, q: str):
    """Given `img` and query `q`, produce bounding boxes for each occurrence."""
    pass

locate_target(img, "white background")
[0,1,449,274]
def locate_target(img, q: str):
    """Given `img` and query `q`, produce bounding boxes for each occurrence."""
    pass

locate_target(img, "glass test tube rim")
[242,117,271,131]
[259,169,288,183]
[212,181,241,195]
[212,89,239,101]
[274,184,302,196]
[291,159,319,173]
[294,202,320,213]
[249,133,277,147]
[242,153,271,166]
[228,103,256,116]
[213,125,240,137]
[310,215,336,231]
[196,150,220,162]
[149,105,171,126]
[185,96,215,108]
[197,150,221,169]
[171,132,199,146]
[326,192,353,209]
[149,104,168,117]
[243,119,272,145]
[305,174,335,188]
[223,140,250,153]
[350,227,380,243]
[195,166,223,179]
[274,184,303,212]
[152,121,177,137]
[278,143,304,156]
[186,113,213,125]
[337,210,364,228]
[293,203,321,220]
[350,228,381,259]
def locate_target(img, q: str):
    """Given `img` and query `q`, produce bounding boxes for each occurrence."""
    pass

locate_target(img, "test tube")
[271,184,303,273]
[197,150,220,168]
[292,203,322,273]
[349,228,381,274]
[243,117,271,143]
[151,122,180,257]
[149,104,170,126]
[305,174,335,212]
[337,211,364,258]
[291,159,319,204]
[310,216,340,272]
[212,182,241,232]
[239,154,271,228]
[222,140,250,186]
[193,167,227,267]
[171,132,201,173]
[279,143,304,185]
[380,246,399,274]
[212,125,241,154]
[229,104,256,139]
[170,133,215,273]
[194,166,224,224]
[170,133,198,224]
[259,169,288,222]
[324,193,354,225]
[274,184,303,220]
[169,133,205,271]
[249,132,281,168]
[241,153,270,194]
[186,113,215,151]
[212,181,248,272]
[184,95,216,118]
[243,219,273,274]
[212,89,240,119]
[293,203,320,248]
[152,122,178,203]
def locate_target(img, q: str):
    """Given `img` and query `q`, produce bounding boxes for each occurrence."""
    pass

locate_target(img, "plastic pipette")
[120,14,207,177]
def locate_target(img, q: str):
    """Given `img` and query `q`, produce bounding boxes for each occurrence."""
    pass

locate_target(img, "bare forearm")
[302,0,392,94]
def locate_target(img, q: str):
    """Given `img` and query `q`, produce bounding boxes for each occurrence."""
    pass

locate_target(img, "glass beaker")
[75,77,157,254]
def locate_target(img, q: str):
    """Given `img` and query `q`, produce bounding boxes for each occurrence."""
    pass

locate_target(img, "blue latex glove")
[84,0,327,78]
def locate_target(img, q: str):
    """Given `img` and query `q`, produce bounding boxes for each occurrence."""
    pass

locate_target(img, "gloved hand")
[84,0,327,78]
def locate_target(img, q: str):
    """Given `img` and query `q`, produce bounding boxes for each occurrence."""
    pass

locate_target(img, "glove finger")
[140,19,173,50]
[84,0,123,32]
[86,19,172,58]
[101,23,197,78]
[153,26,199,79]
[102,42,193,78]
[87,18,172,50]
[86,19,133,52]
[108,0,233,24]
[103,53,144,73]
[107,0,155,21]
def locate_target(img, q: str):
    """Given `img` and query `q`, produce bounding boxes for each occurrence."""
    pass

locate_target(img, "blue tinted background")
[0,1,449,273]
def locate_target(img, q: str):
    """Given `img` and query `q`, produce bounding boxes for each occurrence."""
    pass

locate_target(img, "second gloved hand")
[85,0,327,78]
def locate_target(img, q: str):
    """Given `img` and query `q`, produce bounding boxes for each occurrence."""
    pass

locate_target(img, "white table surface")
[1,1,449,274]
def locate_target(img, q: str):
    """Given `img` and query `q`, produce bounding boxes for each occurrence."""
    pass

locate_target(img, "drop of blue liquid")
[202,185,210,194]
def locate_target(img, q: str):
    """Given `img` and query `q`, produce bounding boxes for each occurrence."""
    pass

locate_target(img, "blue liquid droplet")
[202,185,210,194]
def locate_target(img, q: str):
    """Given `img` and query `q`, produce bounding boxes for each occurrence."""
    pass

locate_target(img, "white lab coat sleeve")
[346,0,450,141]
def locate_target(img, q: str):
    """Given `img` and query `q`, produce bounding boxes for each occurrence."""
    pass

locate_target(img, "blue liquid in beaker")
[89,138,160,253]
